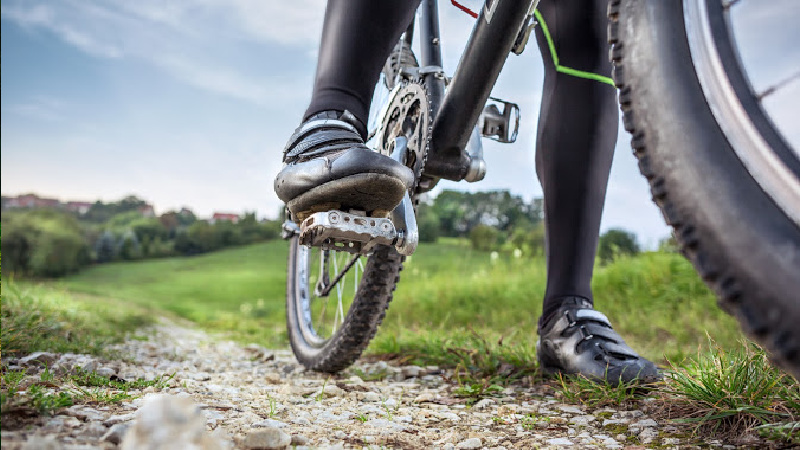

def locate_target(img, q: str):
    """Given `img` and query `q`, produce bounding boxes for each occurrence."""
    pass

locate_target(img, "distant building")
[211,213,240,224]
[138,205,156,217]
[66,201,93,214]
[4,193,60,209]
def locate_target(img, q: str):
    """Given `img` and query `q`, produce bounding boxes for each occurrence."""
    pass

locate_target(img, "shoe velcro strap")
[287,142,355,162]
[284,129,361,161]
[283,118,360,155]
[568,309,611,327]
[580,322,623,342]
[294,118,359,142]
[598,340,641,360]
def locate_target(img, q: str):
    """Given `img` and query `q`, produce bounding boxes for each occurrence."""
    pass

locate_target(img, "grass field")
[4,240,797,442]
[37,238,745,365]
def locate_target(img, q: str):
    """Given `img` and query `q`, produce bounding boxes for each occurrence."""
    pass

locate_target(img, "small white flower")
[490,251,499,263]
[513,248,522,259]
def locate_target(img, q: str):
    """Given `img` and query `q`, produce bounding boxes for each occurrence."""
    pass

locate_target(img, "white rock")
[413,392,436,403]
[254,419,288,428]
[546,437,573,446]
[102,423,131,445]
[602,418,628,426]
[121,394,226,450]
[456,437,482,449]
[401,365,422,378]
[103,413,137,426]
[20,352,58,367]
[636,418,658,427]
[557,405,583,414]
[569,415,593,426]
[363,392,381,402]
[473,398,495,410]
[243,427,291,450]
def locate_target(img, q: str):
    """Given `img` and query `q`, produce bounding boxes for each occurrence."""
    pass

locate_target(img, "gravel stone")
[455,437,482,449]
[243,427,291,449]
[0,318,749,449]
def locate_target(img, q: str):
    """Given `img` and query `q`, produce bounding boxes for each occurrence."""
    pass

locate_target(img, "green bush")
[510,223,545,257]
[1,210,90,277]
[469,224,499,252]
[598,228,640,264]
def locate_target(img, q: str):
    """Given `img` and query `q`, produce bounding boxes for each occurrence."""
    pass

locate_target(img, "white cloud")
[1,3,122,58]
[1,1,318,106]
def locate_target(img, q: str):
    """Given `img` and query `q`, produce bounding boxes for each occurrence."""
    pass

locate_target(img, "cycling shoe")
[536,297,661,386]
[274,110,415,221]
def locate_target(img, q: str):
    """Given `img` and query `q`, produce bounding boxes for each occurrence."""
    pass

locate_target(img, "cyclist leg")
[275,0,420,220]
[533,0,659,385]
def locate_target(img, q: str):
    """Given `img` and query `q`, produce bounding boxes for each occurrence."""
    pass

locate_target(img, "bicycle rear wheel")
[609,0,800,376]
[286,238,402,372]
[286,40,419,373]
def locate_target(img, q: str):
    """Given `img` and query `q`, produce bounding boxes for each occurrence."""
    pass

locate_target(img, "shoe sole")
[287,173,408,221]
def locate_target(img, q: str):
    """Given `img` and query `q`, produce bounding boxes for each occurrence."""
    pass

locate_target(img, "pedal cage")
[480,97,520,144]
[299,210,398,255]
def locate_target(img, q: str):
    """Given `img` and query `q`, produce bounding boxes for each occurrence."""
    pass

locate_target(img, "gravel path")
[1,319,750,449]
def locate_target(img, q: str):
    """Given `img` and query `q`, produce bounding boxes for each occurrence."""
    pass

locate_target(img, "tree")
[469,224,500,251]
[598,228,640,264]
[1,209,90,277]
[510,222,546,257]
[431,190,543,237]
[416,203,440,243]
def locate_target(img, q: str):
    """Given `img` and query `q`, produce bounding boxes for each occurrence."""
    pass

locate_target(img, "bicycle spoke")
[757,70,800,101]
[722,0,741,10]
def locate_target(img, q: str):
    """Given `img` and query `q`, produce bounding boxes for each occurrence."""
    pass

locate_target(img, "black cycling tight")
[304,0,617,321]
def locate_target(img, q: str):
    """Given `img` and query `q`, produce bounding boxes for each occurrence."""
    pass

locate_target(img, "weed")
[70,385,134,404]
[754,422,799,444]
[660,340,799,441]
[315,377,330,402]
[381,399,394,421]
[27,384,74,413]
[266,394,278,418]
[39,366,55,383]
[68,367,174,390]
[452,379,503,406]
[521,413,549,430]
[355,413,369,423]
[555,373,654,408]
[1,367,173,417]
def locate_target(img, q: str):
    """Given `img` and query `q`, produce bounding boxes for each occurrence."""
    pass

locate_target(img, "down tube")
[427,0,534,181]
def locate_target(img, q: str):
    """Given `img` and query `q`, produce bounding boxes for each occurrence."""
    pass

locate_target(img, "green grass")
[2,282,155,358]
[47,239,743,365]
[662,340,799,442]
[2,239,796,443]
[53,241,289,346]
[1,366,174,417]
[373,241,743,367]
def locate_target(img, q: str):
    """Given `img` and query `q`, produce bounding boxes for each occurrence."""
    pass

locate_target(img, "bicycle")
[281,0,800,378]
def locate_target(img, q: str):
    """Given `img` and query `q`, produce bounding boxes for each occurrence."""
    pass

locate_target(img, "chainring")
[374,81,432,196]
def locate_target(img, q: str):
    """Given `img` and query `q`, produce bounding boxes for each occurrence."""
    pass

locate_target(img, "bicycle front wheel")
[286,238,403,372]
[609,0,800,376]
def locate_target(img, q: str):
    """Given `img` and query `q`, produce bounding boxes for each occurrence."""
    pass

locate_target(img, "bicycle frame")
[415,0,537,181]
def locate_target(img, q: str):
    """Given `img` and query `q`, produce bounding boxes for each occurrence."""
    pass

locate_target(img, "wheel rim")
[684,0,800,226]
[294,242,365,348]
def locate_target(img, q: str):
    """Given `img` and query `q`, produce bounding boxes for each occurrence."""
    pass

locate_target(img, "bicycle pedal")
[299,210,398,255]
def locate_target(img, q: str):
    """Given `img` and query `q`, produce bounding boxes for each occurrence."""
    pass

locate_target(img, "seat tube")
[418,0,445,116]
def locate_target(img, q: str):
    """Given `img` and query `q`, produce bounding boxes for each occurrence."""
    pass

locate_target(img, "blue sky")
[2,1,797,248]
